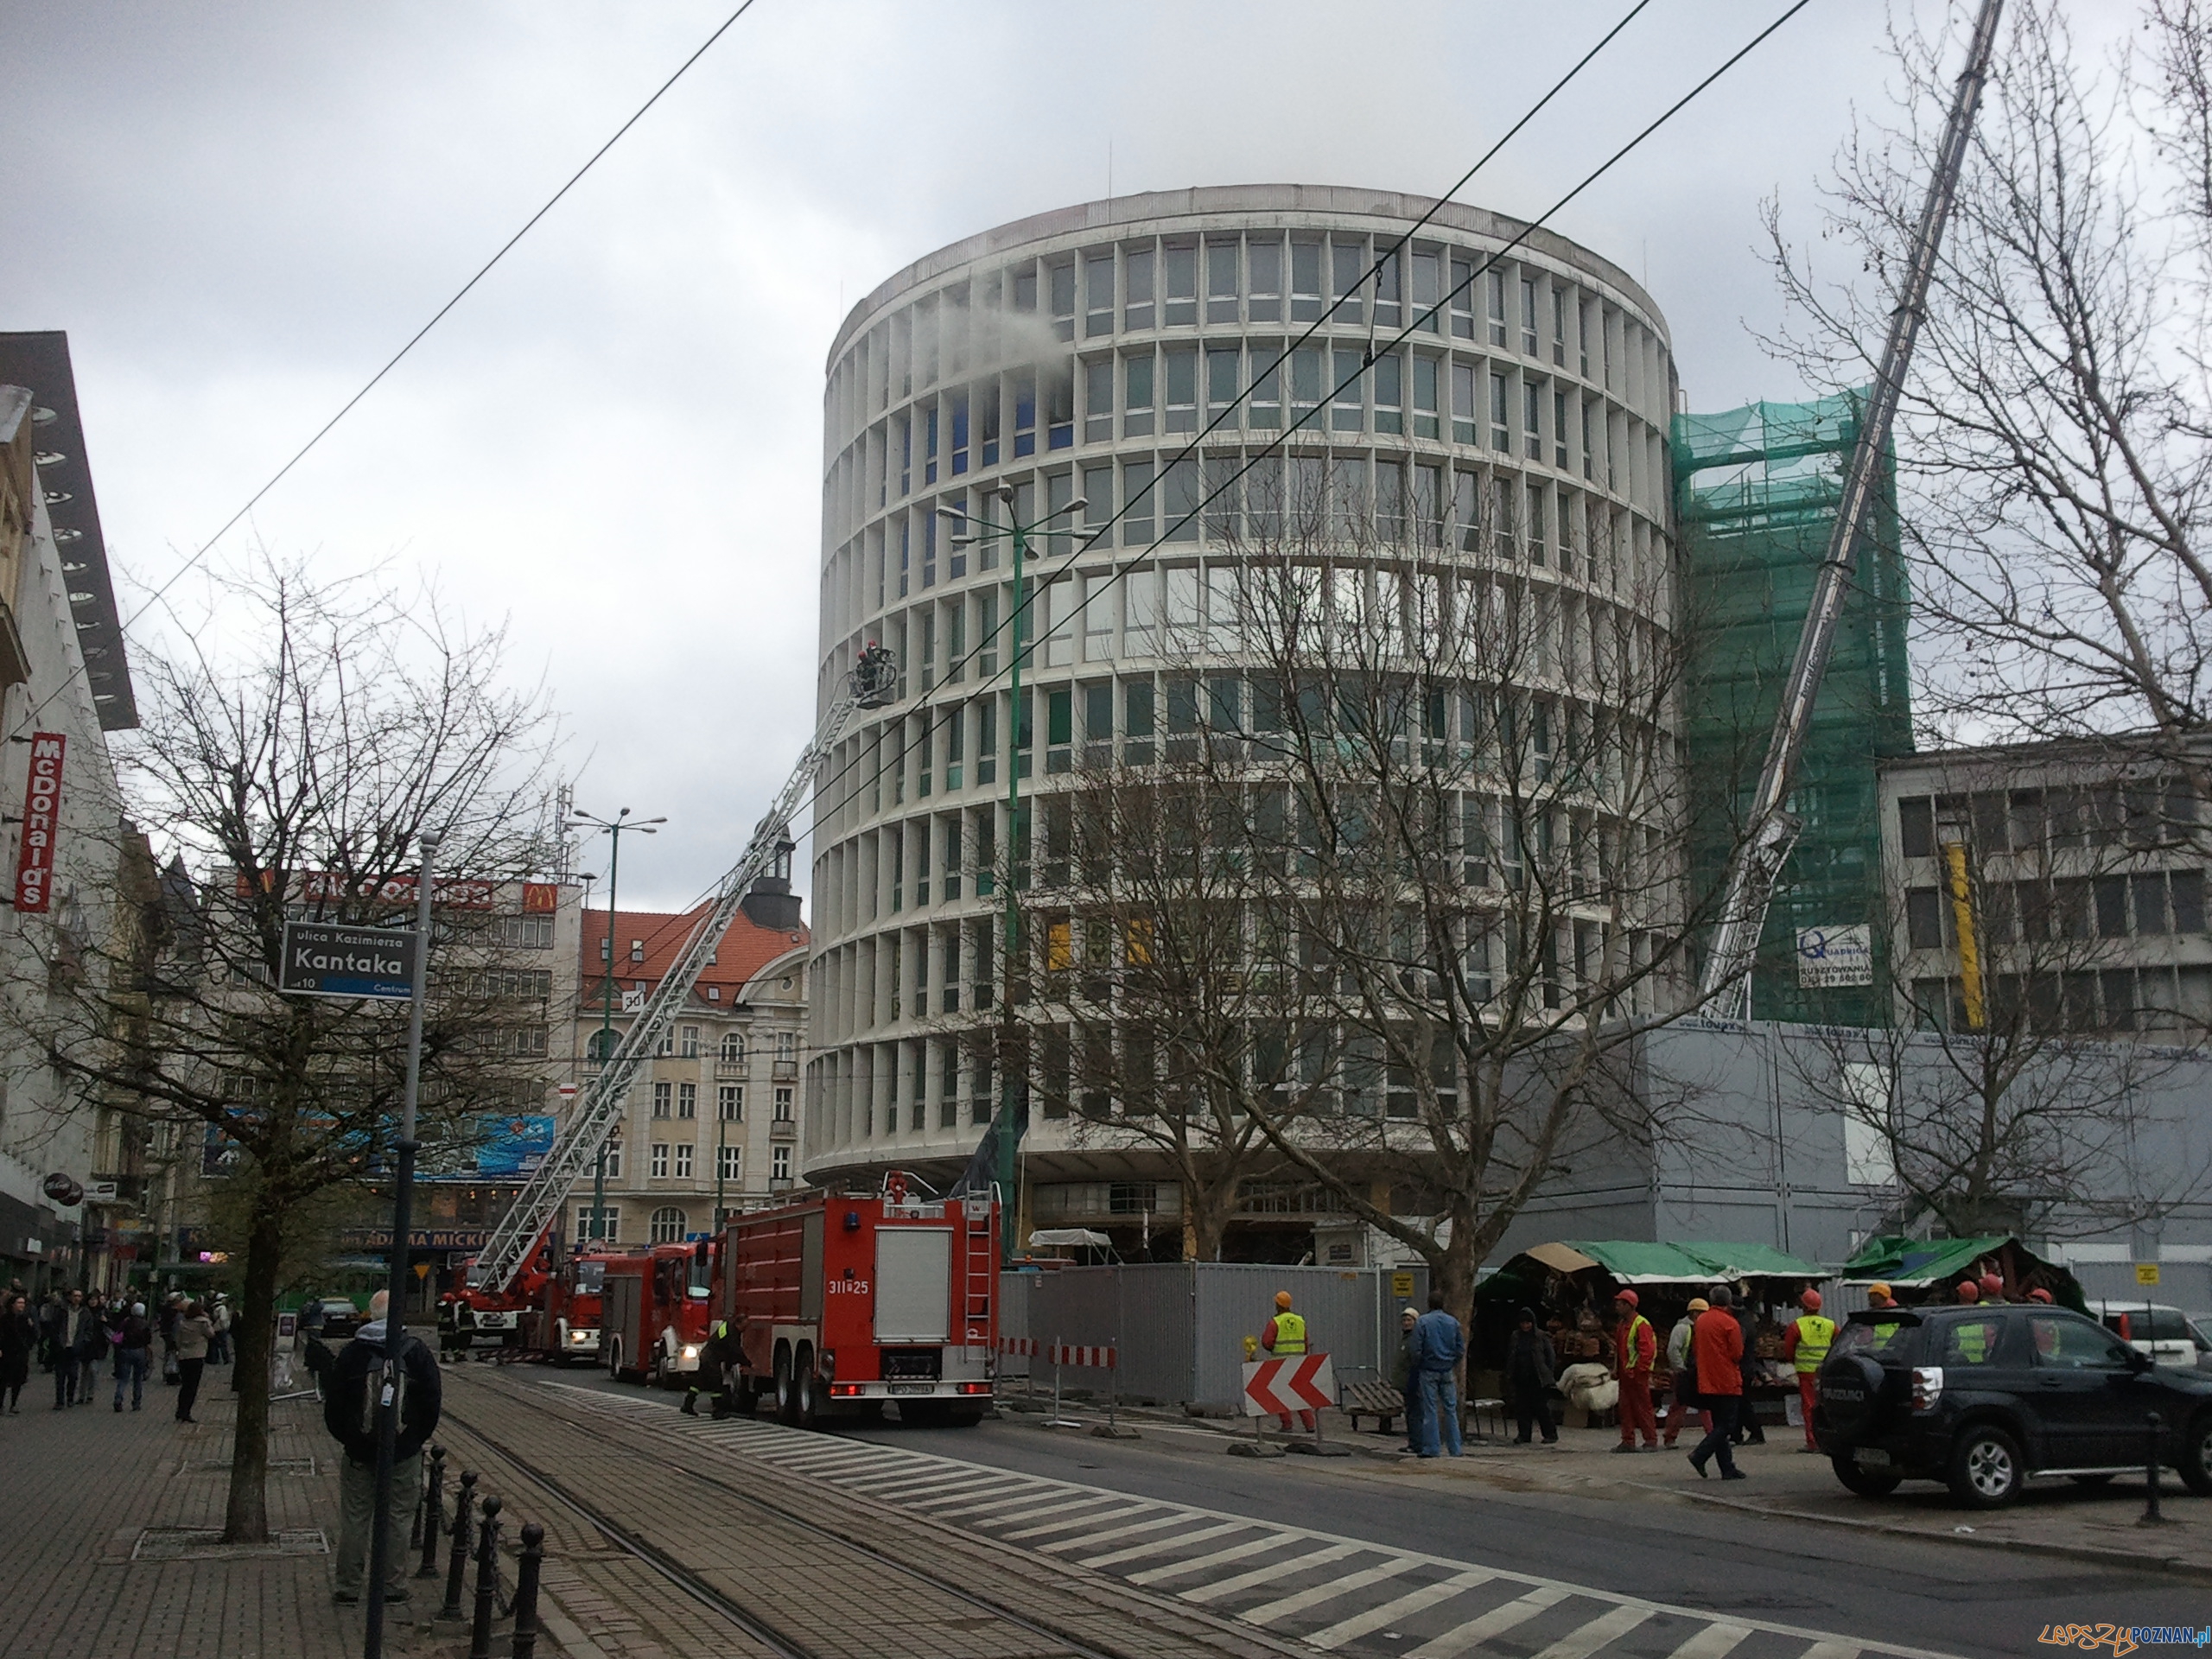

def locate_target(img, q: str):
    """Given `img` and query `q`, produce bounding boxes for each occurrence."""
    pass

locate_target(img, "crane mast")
[1697,0,2002,1019]
[470,651,896,1292]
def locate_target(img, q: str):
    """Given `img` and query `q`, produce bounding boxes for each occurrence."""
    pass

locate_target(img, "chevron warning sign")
[1239,1353,1335,1417]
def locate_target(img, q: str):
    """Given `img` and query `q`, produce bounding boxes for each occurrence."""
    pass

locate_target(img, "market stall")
[1473,1241,1828,1432]
[1840,1235,2084,1311]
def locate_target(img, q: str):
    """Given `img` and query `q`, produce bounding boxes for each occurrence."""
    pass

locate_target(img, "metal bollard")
[442,1471,478,1619]
[469,1495,504,1659]
[2142,1411,2167,1527]
[418,1446,446,1578]
[510,1522,545,1659]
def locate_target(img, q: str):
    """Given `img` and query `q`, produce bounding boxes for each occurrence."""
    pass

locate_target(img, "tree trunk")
[1185,1172,1238,1263]
[223,1196,285,1544]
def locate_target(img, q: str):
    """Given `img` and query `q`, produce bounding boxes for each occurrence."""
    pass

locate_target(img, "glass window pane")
[1249,238,1282,321]
[1206,239,1239,323]
[1124,244,1154,329]
[1291,240,1324,321]
[1164,244,1198,325]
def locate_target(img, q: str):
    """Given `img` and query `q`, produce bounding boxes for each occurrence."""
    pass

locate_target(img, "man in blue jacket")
[1408,1290,1465,1458]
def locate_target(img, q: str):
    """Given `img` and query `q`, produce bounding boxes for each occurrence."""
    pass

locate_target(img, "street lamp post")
[939,489,1085,1262]
[573,806,665,1245]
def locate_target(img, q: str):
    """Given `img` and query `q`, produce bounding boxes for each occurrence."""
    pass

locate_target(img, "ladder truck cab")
[527,1251,613,1364]
[442,1244,549,1355]
[602,1240,717,1386]
[719,1173,998,1429]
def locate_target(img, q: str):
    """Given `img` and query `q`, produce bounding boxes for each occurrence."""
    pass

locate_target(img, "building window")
[629,938,644,962]
[1905,888,1944,951]
[719,1084,742,1122]
[679,1026,700,1058]
[652,1082,671,1118]
[717,1144,741,1180]
[675,1144,694,1179]
[677,1082,696,1119]
[649,1206,686,1243]
[650,1142,670,1179]
[575,1206,617,1244]
[773,1086,795,1122]
[772,1146,792,1181]
[1898,796,1936,858]
[720,1031,745,1064]
[601,1138,622,1179]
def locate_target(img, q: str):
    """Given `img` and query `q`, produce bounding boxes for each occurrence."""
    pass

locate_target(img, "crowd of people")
[0,1281,231,1420]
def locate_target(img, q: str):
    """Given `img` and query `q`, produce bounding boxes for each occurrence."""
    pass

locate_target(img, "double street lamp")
[573,805,664,1244]
[936,486,1085,1262]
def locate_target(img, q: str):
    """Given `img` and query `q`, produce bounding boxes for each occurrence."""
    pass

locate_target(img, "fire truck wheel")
[649,1351,669,1389]
[795,1364,824,1430]
[773,1348,798,1425]
[603,1337,623,1380]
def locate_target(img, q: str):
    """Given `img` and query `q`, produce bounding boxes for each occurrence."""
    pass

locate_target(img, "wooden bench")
[1343,1376,1408,1435]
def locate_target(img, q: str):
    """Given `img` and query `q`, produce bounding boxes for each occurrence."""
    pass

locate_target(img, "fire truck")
[525,1250,613,1364]
[716,1177,997,1428]
[601,1241,718,1386]
[442,1241,550,1354]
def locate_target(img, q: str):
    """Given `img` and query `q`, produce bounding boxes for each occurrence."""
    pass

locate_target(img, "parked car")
[1814,1303,2212,1509]
[315,1297,364,1339]
[2088,1300,2212,1370]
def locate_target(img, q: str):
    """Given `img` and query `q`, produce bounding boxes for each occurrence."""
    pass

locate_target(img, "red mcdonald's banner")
[14,731,65,913]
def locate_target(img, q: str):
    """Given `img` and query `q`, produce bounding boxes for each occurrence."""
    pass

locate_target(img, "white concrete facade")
[806,186,1679,1212]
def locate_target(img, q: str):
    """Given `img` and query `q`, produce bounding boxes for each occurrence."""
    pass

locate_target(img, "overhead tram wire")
[794,0,1663,833]
[119,0,767,636]
[804,0,1821,840]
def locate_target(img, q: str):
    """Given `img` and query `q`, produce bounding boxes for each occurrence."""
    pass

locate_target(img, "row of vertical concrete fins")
[1675,392,1913,1027]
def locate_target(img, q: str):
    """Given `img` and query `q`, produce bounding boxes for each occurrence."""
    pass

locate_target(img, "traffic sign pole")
[365,834,437,1659]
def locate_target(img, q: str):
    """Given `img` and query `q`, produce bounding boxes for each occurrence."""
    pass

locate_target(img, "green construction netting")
[1675,394,1915,1027]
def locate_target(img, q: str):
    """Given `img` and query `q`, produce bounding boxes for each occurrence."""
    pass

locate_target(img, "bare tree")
[1789,762,2202,1236]
[995,456,1710,1316]
[15,561,557,1543]
[1764,0,2212,766]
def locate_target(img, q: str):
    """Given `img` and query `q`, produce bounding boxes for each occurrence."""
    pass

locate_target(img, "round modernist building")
[805,185,1679,1255]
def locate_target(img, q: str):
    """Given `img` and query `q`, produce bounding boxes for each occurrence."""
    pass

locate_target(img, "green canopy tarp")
[1478,1239,1825,1299]
[1840,1234,2086,1311]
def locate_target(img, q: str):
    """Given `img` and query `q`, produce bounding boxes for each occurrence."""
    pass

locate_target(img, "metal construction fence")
[999,1261,1428,1411]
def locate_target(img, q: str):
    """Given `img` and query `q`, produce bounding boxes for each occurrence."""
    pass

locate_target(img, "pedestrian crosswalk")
[543,1383,1956,1659]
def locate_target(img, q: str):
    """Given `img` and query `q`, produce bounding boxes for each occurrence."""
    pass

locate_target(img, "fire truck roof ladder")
[1696,0,2001,1020]
[471,649,898,1293]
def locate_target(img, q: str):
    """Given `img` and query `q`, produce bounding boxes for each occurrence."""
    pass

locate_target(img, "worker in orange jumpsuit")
[1781,1290,1834,1452]
[1611,1290,1659,1452]
[1261,1290,1317,1432]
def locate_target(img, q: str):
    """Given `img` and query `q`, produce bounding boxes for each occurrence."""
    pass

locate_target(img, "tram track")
[442,1397,1133,1659]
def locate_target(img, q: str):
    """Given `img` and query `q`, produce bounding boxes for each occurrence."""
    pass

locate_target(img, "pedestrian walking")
[112,1302,152,1411]
[1408,1291,1465,1458]
[1506,1308,1558,1445]
[1393,1306,1421,1452]
[1611,1289,1659,1452]
[51,1290,94,1408]
[38,1292,64,1373]
[322,1289,442,1605]
[0,1293,37,1412]
[1661,1297,1709,1447]
[1686,1287,1745,1480]
[1729,1285,1766,1446]
[208,1295,232,1364]
[158,1294,184,1388]
[1260,1291,1316,1432]
[1783,1290,1834,1452]
[173,1300,214,1424]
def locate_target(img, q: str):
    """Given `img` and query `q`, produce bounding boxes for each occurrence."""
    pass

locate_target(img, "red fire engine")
[442,1236,552,1354]
[524,1250,613,1364]
[715,1176,997,1428]
[601,1240,718,1386]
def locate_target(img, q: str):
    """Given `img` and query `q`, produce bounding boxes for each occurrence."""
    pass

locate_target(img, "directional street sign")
[277,920,421,1000]
[1240,1353,1336,1417]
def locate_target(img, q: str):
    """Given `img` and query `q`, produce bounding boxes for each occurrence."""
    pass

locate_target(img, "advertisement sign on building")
[13,731,65,912]
[276,919,420,999]
[474,1115,556,1179]
[1796,925,1874,988]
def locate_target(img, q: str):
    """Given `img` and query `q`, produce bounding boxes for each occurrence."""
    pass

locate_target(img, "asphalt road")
[531,1366,2206,1658]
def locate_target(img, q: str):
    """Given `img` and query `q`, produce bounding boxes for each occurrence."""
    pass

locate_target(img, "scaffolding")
[1675,393,1912,1026]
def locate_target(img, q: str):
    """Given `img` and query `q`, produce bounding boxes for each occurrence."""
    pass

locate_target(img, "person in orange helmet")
[1782,1289,1834,1452]
[1611,1290,1659,1452]
[1955,1280,1980,1304]
[2026,1287,2055,1305]
[1978,1272,2005,1303]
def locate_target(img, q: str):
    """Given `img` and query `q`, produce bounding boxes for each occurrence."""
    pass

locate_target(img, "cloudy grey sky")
[2,0,2090,907]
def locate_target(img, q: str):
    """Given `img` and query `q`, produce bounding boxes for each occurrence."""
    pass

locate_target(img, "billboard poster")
[1796,924,1875,988]
[475,1114,556,1178]
[13,731,64,913]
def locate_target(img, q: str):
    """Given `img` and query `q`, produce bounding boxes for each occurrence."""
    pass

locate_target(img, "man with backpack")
[322,1290,442,1605]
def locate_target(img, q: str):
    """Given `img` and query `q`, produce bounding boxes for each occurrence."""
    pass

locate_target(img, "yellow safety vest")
[1792,1314,1835,1374]
[1270,1311,1307,1356]
[1955,1319,1989,1363]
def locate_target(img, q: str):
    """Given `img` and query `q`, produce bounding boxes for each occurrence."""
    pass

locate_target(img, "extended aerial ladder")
[1696,0,2002,1020]
[470,646,897,1292]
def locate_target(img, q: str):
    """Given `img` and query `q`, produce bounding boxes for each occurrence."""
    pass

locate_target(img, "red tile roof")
[581,903,808,1007]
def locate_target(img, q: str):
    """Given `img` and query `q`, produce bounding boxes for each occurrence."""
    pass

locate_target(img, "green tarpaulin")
[1478,1240,1825,1300]
[1840,1234,2086,1311]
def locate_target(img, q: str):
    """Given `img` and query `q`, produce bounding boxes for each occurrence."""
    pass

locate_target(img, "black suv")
[1814,1303,2212,1509]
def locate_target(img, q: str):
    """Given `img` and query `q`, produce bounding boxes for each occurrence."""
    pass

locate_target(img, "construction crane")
[1697,0,2003,1020]
[470,645,898,1292]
